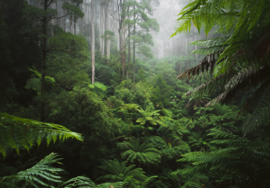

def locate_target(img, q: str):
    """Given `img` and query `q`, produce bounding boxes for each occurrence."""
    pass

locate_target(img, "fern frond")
[0,113,83,157]
[0,153,63,187]
[242,82,270,134]
[120,139,161,164]
[97,159,147,184]
[61,176,95,187]
[177,51,223,80]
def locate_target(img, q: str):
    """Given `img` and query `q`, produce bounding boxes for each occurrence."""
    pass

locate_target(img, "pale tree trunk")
[121,24,127,79]
[102,5,105,57]
[106,3,111,59]
[99,3,104,56]
[116,7,120,51]
[170,0,175,51]
[128,6,131,64]
[132,1,136,83]
[74,17,76,34]
[163,40,166,57]
[91,0,95,84]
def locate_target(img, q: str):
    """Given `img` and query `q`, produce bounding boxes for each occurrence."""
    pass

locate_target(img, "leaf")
[0,113,83,157]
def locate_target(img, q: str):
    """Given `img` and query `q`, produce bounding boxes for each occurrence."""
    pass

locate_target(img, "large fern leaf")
[0,153,63,187]
[0,113,83,157]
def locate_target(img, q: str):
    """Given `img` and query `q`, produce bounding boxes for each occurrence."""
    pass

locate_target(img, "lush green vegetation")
[0,0,270,187]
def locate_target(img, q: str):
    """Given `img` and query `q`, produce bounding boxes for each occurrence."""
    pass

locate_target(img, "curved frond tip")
[0,113,83,157]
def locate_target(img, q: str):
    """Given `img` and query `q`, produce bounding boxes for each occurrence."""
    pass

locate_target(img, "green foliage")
[88,82,108,98]
[2,0,268,187]
[151,75,173,107]
[25,68,55,94]
[61,176,96,188]
[61,176,124,188]
[176,128,270,187]
[0,113,83,157]
[119,138,161,164]
[174,0,270,117]
[97,159,147,187]
[0,153,63,187]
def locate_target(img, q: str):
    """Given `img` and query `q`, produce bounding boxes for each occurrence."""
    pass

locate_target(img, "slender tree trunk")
[102,5,105,57]
[132,1,136,83]
[170,0,175,52]
[40,0,48,122]
[117,0,121,51]
[99,3,103,56]
[127,23,130,79]
[121,24,127,79]
[128,6,131,64]
[91,0,95,84]
[106,2,111,59]
[74,17,76,34]
[163,40,166,57]
[195,35,198,63]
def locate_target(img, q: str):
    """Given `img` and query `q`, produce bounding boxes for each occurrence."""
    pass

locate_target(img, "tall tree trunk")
[91,0,95,84]
[185,37,188,69]
[99,3,103,56]
[106,2,111,59]
[74,17,76,34]
[128,6,131,64]
[40,0,48,122]
[102,5,105,57]
[163,40,166,57]
[117,1,120,51]
[121,24,127,79]
[170,0,175,52]
[132,1,136,83]
[70,15,73,33]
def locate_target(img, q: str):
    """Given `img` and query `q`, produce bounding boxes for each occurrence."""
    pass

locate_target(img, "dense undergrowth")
[1,0,270,187]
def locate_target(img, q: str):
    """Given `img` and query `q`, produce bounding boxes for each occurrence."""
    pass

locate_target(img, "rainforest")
[0,0,270,187]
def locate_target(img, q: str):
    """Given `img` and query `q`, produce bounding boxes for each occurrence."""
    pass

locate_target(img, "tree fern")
[61,176,123,188]
[119,138,161,164]
[0,153,63,188]
[175,129,270,187]
[97,159,147,186]
[243,82,270,134]
[173,0,270,117]
[0,113,83,157]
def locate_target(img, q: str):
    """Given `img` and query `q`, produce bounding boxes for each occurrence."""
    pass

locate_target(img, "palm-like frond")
[0,113,83,157]
[97,159,147,184]
[0,153,63,188]
[120,138,161,164]
[176,129,270,187]
[177,51,222,80]
[242,82,270,134]
[61,176,124,188]
[173,0,270,126]
[61,176,95,188]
